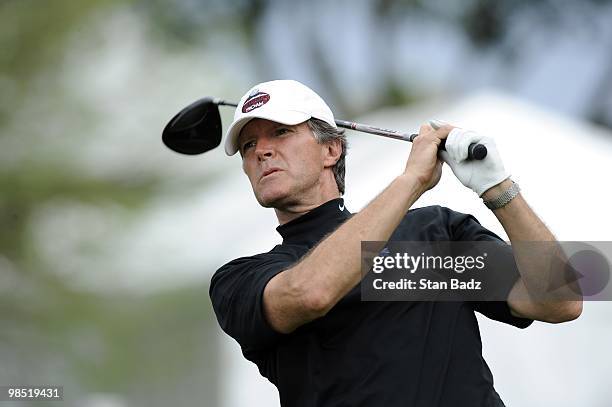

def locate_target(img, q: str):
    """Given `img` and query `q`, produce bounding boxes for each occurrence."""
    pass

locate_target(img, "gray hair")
[307,118,348,195]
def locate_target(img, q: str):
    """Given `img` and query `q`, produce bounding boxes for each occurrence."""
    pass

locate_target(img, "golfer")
[210,79,582,406]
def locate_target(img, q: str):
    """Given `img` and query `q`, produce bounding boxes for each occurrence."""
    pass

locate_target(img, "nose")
[255,135,276,160]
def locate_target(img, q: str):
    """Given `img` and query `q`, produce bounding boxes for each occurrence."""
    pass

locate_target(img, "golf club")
[162,98,488,160]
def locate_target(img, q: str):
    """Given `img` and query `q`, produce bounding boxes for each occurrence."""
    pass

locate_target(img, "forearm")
[483,179,583,321]
[265,174,424,333]
[482,179,554,242]
[293,174,423,306]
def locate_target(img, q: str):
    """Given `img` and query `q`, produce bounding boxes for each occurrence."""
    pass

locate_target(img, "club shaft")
[335,120,487,160]
[214,100,487,159]
[335,119,416,142]
[214,101,417,141]
[215,99,238,107]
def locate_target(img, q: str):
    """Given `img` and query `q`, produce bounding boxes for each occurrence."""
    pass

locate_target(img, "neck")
[270,169,341,225]
[274,193,341,225]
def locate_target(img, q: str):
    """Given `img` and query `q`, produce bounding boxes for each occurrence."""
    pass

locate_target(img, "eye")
[242,140,256,153]
[275,127,290,136]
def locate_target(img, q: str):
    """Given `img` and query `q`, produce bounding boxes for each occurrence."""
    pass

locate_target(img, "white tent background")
[217,90,612,407]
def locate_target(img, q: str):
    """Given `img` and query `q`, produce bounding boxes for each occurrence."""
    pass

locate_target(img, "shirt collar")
[276,198,351,246]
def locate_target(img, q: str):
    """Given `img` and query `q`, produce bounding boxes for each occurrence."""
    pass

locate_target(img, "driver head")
[162,97,222,155]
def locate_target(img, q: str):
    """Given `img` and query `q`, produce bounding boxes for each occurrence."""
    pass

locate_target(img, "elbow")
[272,291,331,335]
[302,289,334,318]
[286,266,335,318]
[543,301,583,323]
[562,300,583,322]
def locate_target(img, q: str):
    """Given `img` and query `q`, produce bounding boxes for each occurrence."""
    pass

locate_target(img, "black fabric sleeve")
[446,208,533,329]
[209,255,293,351]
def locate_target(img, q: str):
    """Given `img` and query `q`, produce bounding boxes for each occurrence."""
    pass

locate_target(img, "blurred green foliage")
[0,0,126,123]
[1,1,219,405]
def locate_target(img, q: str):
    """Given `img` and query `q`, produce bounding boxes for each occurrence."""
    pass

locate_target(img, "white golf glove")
[439,127,510,196]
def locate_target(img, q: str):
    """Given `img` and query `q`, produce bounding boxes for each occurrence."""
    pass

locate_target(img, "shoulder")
[405,205,475,223]
[392,205,482,241]
[213,246,285,277]
[210,246,297,292]
[209,247,294,353]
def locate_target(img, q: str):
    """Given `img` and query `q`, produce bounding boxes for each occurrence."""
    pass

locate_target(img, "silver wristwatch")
[483,181,520,210]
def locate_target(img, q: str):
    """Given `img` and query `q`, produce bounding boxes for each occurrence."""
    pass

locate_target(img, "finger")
[428,119,445,130]
[428,120,456,132]
[459,131,482,161]
[419,122,454,144]
[438,150,453,165]
[446,128,464,162]
[415,123,444,148]
[447,128,482,162]
[434,123,455,141]
[438,150,460,176]
[418,123,434,136]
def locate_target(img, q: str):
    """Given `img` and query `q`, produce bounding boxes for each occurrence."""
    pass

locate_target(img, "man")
[210,79,582,406]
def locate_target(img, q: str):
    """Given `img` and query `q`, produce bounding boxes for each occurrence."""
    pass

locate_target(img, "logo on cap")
[242,89,270,113]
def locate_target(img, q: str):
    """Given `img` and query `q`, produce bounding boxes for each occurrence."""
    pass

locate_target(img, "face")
[238,119,336,208]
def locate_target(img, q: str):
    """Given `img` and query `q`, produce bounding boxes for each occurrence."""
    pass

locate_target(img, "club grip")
[409,134,487,160]
[439,139,488,160]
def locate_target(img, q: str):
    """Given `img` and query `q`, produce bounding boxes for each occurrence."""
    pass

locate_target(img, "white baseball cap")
[224,79,336,155]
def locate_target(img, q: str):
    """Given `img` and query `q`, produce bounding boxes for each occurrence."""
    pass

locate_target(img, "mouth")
[261,167,282,180]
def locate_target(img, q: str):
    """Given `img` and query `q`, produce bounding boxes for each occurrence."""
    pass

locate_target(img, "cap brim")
[224,110,310,156]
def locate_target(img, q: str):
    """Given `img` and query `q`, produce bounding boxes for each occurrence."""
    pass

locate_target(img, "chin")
[255,187,292,208]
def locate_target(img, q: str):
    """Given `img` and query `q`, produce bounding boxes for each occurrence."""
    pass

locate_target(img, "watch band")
[483,181,520,210]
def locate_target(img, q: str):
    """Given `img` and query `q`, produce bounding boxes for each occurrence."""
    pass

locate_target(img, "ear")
[322,139,342,168]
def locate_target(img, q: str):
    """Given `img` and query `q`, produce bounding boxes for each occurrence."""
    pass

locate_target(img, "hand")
[439,127,510,196]
[404,123,449,193]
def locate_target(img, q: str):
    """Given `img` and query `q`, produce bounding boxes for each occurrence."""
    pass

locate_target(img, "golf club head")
[162,97,223,155]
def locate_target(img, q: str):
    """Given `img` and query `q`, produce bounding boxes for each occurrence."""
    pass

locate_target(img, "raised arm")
[440,126,583,323]
[264,124,446,334]
[483,180,583,322]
